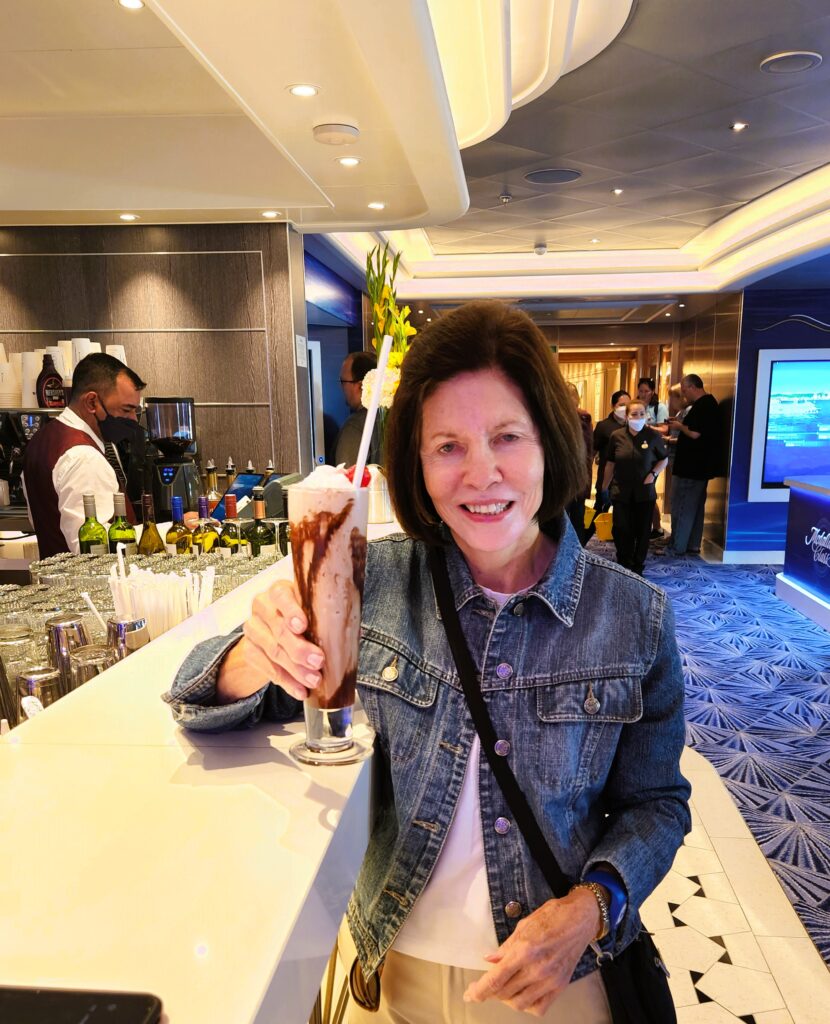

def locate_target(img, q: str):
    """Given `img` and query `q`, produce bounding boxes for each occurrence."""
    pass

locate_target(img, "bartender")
[22,353,146,557]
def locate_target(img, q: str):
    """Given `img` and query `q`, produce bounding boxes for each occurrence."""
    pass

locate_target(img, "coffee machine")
[143,398,201,519]
[0,411,46,507]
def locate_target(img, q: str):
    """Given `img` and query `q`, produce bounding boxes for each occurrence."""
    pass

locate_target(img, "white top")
[393,585,512,970]
[645,401,669,426]
[22,407,118,553]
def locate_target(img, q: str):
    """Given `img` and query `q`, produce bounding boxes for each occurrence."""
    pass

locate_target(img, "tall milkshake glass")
[287,468,370,765]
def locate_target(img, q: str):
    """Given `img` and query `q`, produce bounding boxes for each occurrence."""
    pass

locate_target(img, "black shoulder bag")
[427,545,676,1024]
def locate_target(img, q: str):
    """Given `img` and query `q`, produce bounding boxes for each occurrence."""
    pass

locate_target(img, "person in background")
[637,376,669,540]
[592,390,630,514]
[22,353,145,558]
[666,374,721,558]
[166,301,689,1023]
[564,381,593,545]
[334,351,382,466]
[603,401,668,577]
[662,383,689,519]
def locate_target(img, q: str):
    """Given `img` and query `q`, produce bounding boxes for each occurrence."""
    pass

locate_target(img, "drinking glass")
[68,644,118,690]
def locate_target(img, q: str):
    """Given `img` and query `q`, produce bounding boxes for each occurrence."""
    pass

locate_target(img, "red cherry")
[344,465,371,487]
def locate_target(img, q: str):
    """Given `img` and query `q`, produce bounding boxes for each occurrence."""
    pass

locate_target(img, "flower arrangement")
[362,242,416,415]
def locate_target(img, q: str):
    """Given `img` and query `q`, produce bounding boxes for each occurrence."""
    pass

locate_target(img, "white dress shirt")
[23,408,118,554]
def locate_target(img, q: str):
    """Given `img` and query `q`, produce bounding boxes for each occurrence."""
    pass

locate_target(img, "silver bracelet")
[570,881,610,941]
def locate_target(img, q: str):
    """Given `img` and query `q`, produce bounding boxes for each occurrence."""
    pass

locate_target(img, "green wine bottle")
[192,496,220,554]
[78,494,108,554]
[165,495,192,555]
[244,487,277,558]
[137,493,166,556]
[218,493,248,558]
[108,493,137,555]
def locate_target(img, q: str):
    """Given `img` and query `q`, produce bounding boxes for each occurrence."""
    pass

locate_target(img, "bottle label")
[88,543,107,555]
[217,546,232,559]
[165,543,179,556]
[254,543,277,558]
[112,542,138,556]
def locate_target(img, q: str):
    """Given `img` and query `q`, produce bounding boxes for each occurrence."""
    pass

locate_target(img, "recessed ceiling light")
[261,210,279,219]
[338,156,360,167]
[760,50,823,74]
[368,202,385,210]
[590,238,600,244]
[313,123,360,146]
[611,188,624,196]
[731,121,749,132]
[117,0,145,9]
[665,312,671,317]
[427,317,432,322]
[417,309,424,314]
[678,303,686,308]
[119,213,139,221]
[524,168,581,185]
[288,84,318,97]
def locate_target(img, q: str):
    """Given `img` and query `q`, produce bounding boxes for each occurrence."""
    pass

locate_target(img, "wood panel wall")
[0,223,309,475]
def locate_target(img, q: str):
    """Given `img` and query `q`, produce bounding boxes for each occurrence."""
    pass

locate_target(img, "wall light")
[417,309,424,314]
[119,213,139,221]
[261,210,280,219]
[678,303,686,308]
[590,238,600,244]
[665,312,671,317]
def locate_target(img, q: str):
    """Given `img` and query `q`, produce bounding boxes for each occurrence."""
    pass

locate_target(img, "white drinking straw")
[353,333,393,490]
[80,591,107,632]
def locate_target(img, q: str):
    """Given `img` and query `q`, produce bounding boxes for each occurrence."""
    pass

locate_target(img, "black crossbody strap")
[428,545,571,899]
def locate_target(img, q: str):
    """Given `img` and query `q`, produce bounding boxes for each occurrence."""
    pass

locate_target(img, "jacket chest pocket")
[358,638,442,764]
[534,677,643,789]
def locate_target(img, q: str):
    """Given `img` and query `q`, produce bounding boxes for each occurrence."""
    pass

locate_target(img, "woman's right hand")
[214,580,324,705]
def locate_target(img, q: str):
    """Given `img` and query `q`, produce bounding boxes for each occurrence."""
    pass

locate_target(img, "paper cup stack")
[0,344,20,408]
[72,337,101,371]
[20,351,41,408]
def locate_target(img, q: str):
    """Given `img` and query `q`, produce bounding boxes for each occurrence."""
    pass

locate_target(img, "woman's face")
[637,382,655,404]
[419,369,546,560]
[627,403,647,426]
[613,394,629,413]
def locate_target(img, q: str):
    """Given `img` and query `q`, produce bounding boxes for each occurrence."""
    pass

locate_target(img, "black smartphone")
[210,471,265,522]
[0,986,162,1023]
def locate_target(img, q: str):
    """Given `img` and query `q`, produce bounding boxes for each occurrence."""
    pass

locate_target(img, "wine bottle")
[78,494,108,554]
[226,457,237,488]
[205,459,222,514]
[218,494,249,558]
[244,486,277,558]
[192,495,220,555]
[108,493,137,555]
[165,495,192,555]
[137,493,165,556]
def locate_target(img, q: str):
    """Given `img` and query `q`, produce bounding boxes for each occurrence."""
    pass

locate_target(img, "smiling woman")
[167,300,689,1024]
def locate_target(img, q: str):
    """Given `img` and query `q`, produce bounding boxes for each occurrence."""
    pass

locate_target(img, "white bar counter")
[0,527,395,1022]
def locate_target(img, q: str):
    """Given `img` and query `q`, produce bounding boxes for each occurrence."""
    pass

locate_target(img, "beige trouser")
[339,921,612,1024]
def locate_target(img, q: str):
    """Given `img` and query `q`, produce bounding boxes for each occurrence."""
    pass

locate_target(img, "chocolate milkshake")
[288,466,369,761]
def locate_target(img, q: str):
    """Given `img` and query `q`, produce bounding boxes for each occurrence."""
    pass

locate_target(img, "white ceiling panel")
[776,80,830,119]
[0,0,180,50]
[636,151,776,188]
[656,97,823,151]
[494,103,643,153]
[727,124,830,169]
[461,142,550,178]
[493,193,606,219]
[563,131,712,173]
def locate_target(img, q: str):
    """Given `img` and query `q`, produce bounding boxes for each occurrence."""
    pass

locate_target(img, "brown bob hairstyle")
[385,300,588,545]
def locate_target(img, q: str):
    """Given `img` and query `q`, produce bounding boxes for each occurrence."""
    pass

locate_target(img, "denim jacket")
[165,517,690,982]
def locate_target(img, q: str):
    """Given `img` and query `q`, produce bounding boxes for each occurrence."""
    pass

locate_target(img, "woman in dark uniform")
[592,390,630,513]
[602,401,668,576]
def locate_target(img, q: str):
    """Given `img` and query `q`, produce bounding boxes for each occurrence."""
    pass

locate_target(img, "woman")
[166,302,689,1022]
[564,381,593,545]
[637,377,669,538]
[602,402,668,577]
[592,390,630,513]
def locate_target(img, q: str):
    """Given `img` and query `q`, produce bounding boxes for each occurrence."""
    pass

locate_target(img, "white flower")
[361,367,400,410]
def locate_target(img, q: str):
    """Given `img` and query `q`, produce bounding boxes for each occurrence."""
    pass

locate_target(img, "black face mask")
[97,400,144,446]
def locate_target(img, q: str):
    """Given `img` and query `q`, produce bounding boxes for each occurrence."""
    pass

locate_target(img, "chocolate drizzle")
[290,498,367,710]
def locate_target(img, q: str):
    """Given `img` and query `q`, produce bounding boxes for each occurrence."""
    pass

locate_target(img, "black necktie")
[103,441,127,492]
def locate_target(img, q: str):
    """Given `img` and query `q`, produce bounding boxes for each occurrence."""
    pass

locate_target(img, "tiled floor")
[645,746,830,1023]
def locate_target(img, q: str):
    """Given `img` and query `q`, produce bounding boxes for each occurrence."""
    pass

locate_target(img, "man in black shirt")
[667,374,721,556]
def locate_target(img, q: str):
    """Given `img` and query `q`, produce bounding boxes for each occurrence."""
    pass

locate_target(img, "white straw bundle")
[108,560,216,640]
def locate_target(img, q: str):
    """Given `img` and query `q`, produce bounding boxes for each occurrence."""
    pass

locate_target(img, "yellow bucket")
[584,506,597,530]
[593,512,613,541]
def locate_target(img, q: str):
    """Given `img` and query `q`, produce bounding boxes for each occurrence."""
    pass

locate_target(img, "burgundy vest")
[23,418,136,558]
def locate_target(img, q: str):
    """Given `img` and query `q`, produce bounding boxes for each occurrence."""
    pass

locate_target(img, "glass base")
[289,734,373,766]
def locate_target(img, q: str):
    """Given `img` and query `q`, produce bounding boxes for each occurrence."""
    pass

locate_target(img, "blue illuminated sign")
[784,483,830,604]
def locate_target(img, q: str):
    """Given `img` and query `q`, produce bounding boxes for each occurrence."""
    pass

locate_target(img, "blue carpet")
[589,541,830,962]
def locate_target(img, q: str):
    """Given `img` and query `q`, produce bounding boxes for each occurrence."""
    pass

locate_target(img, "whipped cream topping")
[298,464,354,490]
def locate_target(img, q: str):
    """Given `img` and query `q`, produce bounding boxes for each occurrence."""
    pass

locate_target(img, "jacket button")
[512,602,525,617]
[496,663,513,679]
[504,901,523,918]
[494,739,511,757]
[494,816,511,835]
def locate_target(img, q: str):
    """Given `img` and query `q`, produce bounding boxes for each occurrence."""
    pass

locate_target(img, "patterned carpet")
[588,539,830,963]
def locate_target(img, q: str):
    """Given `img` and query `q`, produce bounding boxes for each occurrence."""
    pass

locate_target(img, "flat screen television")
[748,348,830,502]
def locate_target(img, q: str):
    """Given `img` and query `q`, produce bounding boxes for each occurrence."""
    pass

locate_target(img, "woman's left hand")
[463,888,600,1017]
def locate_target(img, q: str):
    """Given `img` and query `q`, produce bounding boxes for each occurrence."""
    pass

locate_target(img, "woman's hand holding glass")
[215,581,324,705]
[463,888,601,1017]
